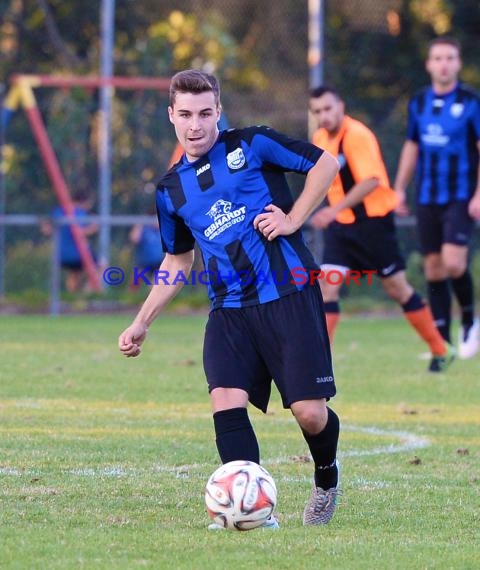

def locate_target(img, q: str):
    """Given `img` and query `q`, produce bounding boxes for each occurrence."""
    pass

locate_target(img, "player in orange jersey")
[308,86,454,372]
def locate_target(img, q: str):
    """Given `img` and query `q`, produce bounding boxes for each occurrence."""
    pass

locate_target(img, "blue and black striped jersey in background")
[156,126,324,309]
[406,83,480,205]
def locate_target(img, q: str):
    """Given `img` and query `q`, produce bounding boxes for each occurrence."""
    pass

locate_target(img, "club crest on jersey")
[450,103,464,118]
[204,199,246,240]
[337,153,347,169]
[226,147,246,170]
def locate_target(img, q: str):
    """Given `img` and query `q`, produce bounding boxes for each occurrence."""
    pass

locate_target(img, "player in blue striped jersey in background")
[394,36,480,363]
[119,69,342,528]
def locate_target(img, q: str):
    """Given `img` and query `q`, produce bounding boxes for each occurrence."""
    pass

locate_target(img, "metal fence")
[1,0,479,306]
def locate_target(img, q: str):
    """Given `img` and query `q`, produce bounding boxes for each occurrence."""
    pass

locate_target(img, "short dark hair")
[309,85,342,100]
[428,36,461,56]
[72,188,92,204]
[169,69,221,107]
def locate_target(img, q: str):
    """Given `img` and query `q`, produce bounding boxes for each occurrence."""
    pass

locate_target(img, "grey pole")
[50,221,61,316]
[0,87,7,298]
[98,0,115,272]
[308,0,325,89]
[307,0,325,262]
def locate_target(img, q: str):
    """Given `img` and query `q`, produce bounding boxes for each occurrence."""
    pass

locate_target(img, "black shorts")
[416,202,474,255]
[61,261,84,271]
[203,283,335,412]
[61,252,97,271]
[322,213,406,278]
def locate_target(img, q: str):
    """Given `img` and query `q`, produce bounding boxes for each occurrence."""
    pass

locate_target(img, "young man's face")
[309,92,344,134]
[168,91,221,162]
[426,43,461,88]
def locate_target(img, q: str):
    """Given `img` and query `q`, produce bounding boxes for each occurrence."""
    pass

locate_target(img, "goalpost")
[1,74,180,292]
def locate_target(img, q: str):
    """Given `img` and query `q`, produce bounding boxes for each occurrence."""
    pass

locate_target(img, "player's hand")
[394,189,410,216]
[253,204,295,241]
[468,193,480,220]
[309,207,336,229]
[118,322,148,358]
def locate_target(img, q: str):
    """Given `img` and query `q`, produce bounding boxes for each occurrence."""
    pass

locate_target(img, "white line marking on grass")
[13,401,42,409]
[69,467,131,477]
[67,463,208,478]
[351,477,391,489]
[0,425,430,479]
[340,425,430,457]
[0,467,21,475]
[152,463,206,473]
[264,424,430,467]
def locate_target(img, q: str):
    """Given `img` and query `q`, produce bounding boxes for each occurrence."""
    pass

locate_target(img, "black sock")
[213,407,260,464]
[302,407,340,489]
[401,291,425,312]
[324,301,340,314]
[451,271,475,333]
[427,279,452,342]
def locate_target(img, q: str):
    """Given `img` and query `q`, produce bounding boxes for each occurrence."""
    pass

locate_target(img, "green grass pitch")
[1,313,479,569]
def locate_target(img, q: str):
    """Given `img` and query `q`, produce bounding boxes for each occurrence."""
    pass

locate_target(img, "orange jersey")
[312,115,398,224]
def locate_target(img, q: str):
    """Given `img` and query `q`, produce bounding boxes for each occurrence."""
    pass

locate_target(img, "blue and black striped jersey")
[156,126,323,309]
[406,83,480,205]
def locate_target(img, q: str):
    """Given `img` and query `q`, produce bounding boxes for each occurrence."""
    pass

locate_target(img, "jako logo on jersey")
[204,199,246,240]
[226,148,246,169]
[196,163,211,176]
[337,153,347,169]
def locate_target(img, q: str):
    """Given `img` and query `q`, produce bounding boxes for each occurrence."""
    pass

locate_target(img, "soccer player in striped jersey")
[119,69,342,527]
[394,36,480,360]
[308,86,454,373]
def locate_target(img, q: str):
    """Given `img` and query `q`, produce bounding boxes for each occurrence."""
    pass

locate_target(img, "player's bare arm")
[468,141,480,220]
[469,189,480,220]
[128,224,143,245]
[118,249,195,357]
[253,150,339,241]
[394,140,419,216]
[310,177,379,230]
